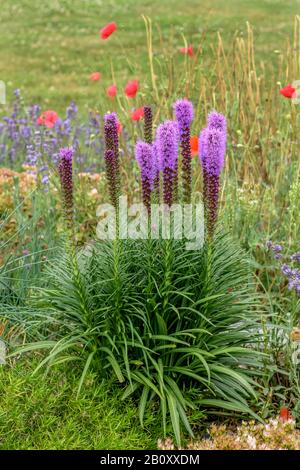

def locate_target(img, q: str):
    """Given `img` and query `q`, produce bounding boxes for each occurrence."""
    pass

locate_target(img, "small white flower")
[246,435,257,450]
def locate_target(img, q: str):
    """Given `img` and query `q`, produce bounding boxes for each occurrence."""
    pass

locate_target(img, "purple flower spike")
[152,141,160,202]
[156,120,179,206]
[199,128,208,169]
[205,128,226,177]
[156,120,179,171]
[105,149,118,208]
[104,112,120,204]
[208,111,227,133]
[199,127,209,212]
[198,112,227,239]
[174,99,194,203]
[58,147,74,231]
[104,112,119,157]
[135,141,155,213]
[174,99,194,128]
[205,127,226,238]
[144,106,153,144]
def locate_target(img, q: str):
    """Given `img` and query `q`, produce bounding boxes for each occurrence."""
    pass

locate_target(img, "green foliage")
[0,358,157,450]
[11,231,264,445]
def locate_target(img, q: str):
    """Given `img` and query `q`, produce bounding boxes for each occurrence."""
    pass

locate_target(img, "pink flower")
[131,107,144,121]
[179,45,193,57]
[37,110,59,128]
[125,80,139,98]
[90,72,101,82]
[100,22,117,39]
[107,84,117,98]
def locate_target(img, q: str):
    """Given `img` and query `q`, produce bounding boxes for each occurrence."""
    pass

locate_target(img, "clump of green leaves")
[12,231,264,445]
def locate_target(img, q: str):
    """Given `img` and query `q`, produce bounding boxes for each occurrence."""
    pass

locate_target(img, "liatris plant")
[156,120,179,207]
[199,127,208,209]
[14,103,264,447]
[143,106,153,144]
[199,112,227,239]
[58,147,74,235]
[152,141,160,202]
[174,99,194,204]
[104,149,118,208]
[135,141,155,214]
[104,112,120,206]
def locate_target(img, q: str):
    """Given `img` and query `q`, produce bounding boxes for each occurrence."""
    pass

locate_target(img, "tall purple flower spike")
[135,141,155,213]
[152,141,160,202]
[174,99,194,203]
[104,112,120,207]
[105,149,118,208]
[143,106,153,144]
[58,147,74,232]
[104,112,119,155]
[199,127,208,211]
[156,120,179,207]
[198,111,227,239]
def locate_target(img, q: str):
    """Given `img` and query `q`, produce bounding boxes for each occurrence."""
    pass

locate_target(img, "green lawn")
[0,0,299,111]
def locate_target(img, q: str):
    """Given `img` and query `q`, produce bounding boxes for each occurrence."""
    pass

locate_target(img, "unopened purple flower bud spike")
[104,112,120,205]
[58,147,74,234]
[144,106,153,144]
[105,149,118,208]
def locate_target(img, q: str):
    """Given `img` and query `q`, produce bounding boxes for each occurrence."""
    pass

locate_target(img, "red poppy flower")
[90,72,101,82]
[131,107,144,121]
[179,45,193,57]
[125,80,139,98]
[280,84,296,98]
[37,110,59,129]
[107,84,117,98]
[190,135,199,156]
[117,121,123,134]
[279,407,292,422]
[100,22,117,39]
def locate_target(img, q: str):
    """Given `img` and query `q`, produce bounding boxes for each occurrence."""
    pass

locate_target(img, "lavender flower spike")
[58,147,74,232]
[174,99,194,203]
[135,141,155,213]
[156,120,179,207]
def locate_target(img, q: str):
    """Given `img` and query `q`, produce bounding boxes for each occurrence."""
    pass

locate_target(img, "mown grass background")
[0,0,300,111]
